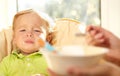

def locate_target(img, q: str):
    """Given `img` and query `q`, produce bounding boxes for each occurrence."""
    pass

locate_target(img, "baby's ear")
[12,37,17,50]
[12,37,17,45]
[12,38,16,43]
[12,36,16,41]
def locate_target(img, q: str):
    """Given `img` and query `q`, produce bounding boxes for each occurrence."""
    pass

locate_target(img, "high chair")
[53,18,86,47]
[0,27,13,62]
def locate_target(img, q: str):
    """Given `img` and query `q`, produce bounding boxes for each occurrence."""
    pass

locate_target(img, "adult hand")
[67,62,120,76]
[48,62,120,76]
[86,25,120,66]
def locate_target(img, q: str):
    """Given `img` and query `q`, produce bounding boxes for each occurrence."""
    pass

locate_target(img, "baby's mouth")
[25,40,34,44]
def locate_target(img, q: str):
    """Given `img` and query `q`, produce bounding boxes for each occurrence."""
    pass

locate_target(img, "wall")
[101,0,120,38]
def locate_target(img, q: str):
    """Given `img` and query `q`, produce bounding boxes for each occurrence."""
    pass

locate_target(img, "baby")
[0,9,55,76]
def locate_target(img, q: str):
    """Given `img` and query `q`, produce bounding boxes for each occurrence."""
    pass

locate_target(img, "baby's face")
[13,13,47,55]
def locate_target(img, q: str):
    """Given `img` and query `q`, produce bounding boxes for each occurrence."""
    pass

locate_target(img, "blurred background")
[0,0,120,37]
[17,0,101,26]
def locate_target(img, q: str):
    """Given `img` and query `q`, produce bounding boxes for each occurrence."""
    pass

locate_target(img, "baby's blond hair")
[12,9,50,34]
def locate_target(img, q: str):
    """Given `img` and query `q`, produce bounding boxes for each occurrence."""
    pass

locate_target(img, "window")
[17,0,101,26]
[0,0,17,31]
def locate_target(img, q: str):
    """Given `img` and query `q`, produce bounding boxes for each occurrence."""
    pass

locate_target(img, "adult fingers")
[67,63,112,76]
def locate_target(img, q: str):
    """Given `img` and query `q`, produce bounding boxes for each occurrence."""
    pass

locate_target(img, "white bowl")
[41,45,108,75]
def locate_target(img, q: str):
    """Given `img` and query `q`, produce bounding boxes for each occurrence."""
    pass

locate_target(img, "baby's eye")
[19,29,26,32]
[34,30,42,33]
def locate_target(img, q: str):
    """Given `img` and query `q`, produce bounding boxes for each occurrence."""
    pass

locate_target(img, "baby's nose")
[26,31,33,37]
